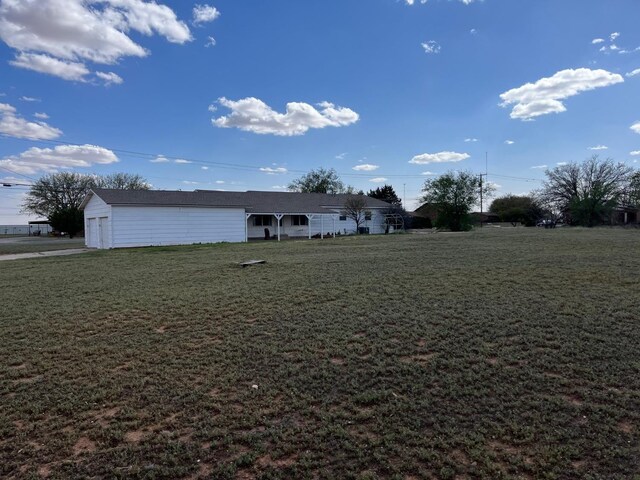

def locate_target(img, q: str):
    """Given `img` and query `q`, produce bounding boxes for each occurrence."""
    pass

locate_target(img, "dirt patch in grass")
[618,421,634,434]
[37,465,51,477]
[124,429,146,443]
[73,437,96,455]
[257,453,298,468]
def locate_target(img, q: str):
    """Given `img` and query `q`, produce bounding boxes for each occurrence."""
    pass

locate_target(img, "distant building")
[0,222,51,236]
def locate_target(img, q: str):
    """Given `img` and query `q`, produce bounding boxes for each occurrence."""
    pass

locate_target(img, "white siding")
[110,206,245,248]
[247,210,387,239]
[84,195,112,248]
[331,209,387,235]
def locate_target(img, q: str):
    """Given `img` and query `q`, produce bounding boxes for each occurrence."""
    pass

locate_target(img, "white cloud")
[626,68,640,78]
[610,32,620,41]
[213,97,359,136]
[588,145,608,150]
[352,164,379,171]
[0,144,117,174]
[470,28,477,35]
[0,102,62,140]
[20,96,39,102]
[464,138,478,142]
[421,41,441,54]
[504,140,515,145]
[335,152,347,160]
[631,122,640,134]
[271,185,287,189]
[215,180,225,184]
[182,180,200,185]
[96,71,123,86]
[10,53,90,81]
[201,166,209,170]
[207,103,218,113]
[421,171,436,175]
[500,68,624,120]
[557,162,568,166]
[592,38,605,44]
[193,4,220,25]
[531,164,547,169]
[150,156,169,163]
[629,151,640,156]
[34,112,49,119]
[0,0,191,82]
[409,151,470,164]
[259,167,287,174]
[205,36,216,48]
[369,177,387,183]
[174,159,192,164]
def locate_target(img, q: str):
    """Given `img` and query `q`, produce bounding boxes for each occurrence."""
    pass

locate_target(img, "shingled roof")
[83,189,391,214]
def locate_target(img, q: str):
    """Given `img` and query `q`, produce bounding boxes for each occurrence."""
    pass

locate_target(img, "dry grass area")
[0,237,85,255]
[1,228,639,479]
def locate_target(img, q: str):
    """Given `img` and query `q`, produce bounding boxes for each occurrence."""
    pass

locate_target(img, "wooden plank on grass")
[240,259,266,267]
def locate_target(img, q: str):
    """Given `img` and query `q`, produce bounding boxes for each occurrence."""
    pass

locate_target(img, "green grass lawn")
[1,229,639,479]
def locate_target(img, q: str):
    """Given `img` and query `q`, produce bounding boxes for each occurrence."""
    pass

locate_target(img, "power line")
[4,136,545,181]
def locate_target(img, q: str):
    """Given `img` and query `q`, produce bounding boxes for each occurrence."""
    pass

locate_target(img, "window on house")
[291,215,309,226]
[253,215,273,226]
[365,211,372,221]
[339,215,347,221]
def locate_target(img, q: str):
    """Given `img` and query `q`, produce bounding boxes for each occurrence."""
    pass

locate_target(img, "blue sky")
[1,0,639,223]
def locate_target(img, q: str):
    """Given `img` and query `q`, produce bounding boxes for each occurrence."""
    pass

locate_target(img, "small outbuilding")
[81,189,392,249]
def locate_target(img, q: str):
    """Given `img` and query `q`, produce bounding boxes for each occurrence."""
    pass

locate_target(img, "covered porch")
[245,213,340,242]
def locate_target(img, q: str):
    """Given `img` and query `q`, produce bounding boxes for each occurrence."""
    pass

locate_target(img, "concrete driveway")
[0,248,91,261]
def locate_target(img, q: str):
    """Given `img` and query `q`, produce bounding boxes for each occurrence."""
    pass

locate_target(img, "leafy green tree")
[367,184,402,206]
[48,207,84,238]
[421,171,493,231]
[539,156,634,226]
[288,167,346,194]
[490,194,544,226]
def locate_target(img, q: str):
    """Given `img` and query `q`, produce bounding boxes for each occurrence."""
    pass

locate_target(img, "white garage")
[82,189,247,249]
[81,189,393,249]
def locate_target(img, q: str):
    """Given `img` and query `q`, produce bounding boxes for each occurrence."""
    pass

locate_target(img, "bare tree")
[539,156,633,226]
[22,172,150,236]
[343,196,367,233]
[94,173,150,190]
[22,172,95,219]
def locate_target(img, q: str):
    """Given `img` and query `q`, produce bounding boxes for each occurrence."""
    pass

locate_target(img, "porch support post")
[275,214,283,241]
[332,215,336,238]
[305,214,314,239]
[245,213,252,243]
[321,215,324,239]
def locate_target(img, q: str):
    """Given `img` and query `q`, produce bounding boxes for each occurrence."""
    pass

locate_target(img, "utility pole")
[479,152,488,228]
[479,173,487,228]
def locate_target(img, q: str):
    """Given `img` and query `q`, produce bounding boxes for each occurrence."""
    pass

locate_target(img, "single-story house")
[81,189,393,249]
